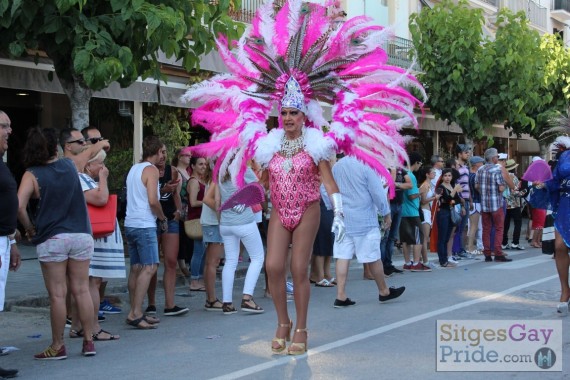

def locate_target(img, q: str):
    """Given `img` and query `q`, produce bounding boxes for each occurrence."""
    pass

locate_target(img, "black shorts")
[399,217,423,245]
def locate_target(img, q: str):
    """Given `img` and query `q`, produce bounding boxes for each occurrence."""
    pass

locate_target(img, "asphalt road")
[1,249,568,380]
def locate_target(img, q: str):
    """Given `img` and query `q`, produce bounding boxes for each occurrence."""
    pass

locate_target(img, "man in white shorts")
[331,156,405,308]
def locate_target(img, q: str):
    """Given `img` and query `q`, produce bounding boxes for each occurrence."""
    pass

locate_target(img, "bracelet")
[9,239,16,245]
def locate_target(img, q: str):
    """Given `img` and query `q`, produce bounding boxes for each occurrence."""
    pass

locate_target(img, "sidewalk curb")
[4,267,250,311]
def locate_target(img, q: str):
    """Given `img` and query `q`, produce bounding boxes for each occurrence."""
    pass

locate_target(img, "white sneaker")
[501,244,510,250]
[425,262,438,269]
[510,244,525,250]
[448,256,459,263]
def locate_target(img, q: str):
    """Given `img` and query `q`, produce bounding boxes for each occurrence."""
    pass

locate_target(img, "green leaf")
[55,0,75,14]
[110,0,128,13]
[10,0,22,17]
[74,49,91,72]
[8,41,25,57]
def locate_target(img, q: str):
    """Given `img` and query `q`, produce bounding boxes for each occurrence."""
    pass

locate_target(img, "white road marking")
[486,255,553,269]
[210,274,559,380]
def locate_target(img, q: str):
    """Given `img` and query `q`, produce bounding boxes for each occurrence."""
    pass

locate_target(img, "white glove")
[231,204,246,214]
[330,193,345,242]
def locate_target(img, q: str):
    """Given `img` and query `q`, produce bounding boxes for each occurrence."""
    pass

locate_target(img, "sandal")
[287,328,308,356]
[272,320,292,354]
[69,329,83,338]
[315,279,334,287]
[222,303,237,315]
[126,316,157,330]
[92,329,120,341]
[328,277,337,285]
[204,299,223,312]
[143,315,160,324]
[241,297,264,313]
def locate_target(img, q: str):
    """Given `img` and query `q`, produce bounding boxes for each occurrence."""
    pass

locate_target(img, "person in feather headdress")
[181,0,424,353]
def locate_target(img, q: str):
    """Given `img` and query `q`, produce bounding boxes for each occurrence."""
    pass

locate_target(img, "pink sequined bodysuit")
[268,150,321,231]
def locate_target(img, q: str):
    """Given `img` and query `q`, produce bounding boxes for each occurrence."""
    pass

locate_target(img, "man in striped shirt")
[453,144,471,257]
[475,148,512,262]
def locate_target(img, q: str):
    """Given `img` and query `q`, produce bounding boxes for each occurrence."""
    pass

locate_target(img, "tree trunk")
[538,141,549,160]
[59,75,93,130]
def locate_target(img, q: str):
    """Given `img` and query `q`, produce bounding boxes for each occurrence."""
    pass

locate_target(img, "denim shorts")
[125,227,159,266]
[36,233,94,263]
[157,219,180,235]
[202,225,223,244]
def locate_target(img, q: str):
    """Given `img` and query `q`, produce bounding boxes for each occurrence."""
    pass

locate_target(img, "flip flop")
[69,329,83,338]
[92,329,120,341]
[143,315,160,324]
[126,317,157,330]
[315,279,334,287]
[189,287,206,292]
[328,277,337,285]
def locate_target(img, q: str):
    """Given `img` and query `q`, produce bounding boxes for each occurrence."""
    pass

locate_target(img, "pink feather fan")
[219,182,266,211]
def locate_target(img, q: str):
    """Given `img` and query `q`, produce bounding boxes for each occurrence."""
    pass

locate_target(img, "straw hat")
[505,159,518,171]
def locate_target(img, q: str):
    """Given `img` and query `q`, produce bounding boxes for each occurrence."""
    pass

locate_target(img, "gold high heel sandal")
[271,320,292,353]
[287,328,308,356]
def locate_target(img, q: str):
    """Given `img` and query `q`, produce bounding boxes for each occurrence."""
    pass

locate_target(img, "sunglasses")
[87,137,104,144]
[67,138,86,145]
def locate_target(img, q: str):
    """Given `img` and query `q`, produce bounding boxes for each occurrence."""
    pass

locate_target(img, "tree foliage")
[0,0,243,128]
[409,0,555,140]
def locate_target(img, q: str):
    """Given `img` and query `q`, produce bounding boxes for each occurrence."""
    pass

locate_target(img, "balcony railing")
[504,0,548,30]
[383,36,418,71]
[229,0,285,24]
[480,0,498,6]
[552,0,570,12]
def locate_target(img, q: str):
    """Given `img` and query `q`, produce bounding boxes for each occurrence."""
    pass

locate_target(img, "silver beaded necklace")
[280,128,305,173]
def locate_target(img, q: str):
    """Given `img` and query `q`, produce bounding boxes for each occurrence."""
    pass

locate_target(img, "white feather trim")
[254,128,283,168]
[306,100,330,129]
[304,127,337,164]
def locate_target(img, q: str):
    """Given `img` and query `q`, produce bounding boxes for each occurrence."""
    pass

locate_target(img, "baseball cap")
[469,156,484,165]
[498,153,508,160]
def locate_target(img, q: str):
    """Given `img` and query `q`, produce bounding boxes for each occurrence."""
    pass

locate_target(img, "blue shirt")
[331,157,390,236]
[401,171,420,217]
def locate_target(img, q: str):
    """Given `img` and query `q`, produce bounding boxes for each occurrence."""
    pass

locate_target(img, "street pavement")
[1,243,569,379]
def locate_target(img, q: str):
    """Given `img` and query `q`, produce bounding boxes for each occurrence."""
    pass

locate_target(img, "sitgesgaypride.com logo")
[436,320,562,371]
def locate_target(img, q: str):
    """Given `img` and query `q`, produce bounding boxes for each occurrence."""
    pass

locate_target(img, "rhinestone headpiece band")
[280,76,308,114]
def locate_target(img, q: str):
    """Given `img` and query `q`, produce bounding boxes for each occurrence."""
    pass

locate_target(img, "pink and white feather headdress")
[181,0,425,193]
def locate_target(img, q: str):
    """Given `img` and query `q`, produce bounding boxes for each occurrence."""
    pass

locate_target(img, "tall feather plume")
[301,3,328,56]
[273,1,292,56]
[257,0,277,57]
[181,0,424,188]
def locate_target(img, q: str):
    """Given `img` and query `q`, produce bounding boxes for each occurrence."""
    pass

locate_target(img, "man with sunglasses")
[430,154,445,187]
[59,128,109,173]
[0,110,21,378]
[82,126,106,146]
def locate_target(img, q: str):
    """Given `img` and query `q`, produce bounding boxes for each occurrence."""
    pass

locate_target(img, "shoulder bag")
[184,219,203,240]
[87,194,117,238]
